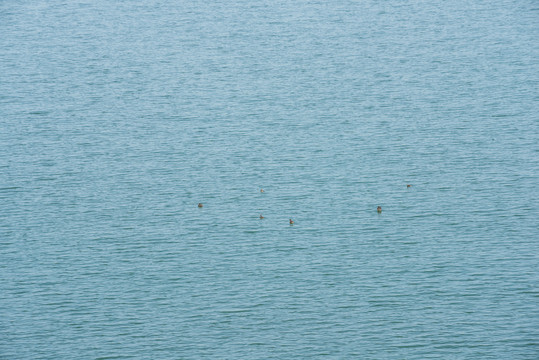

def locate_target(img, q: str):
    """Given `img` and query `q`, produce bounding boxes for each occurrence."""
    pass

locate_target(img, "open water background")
[1,0,538,359]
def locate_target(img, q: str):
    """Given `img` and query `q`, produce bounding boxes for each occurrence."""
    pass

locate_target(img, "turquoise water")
[1,0,538,358]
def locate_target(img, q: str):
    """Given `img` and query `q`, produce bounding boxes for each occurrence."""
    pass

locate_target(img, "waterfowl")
[260,189,265,193]
[259,214,264,219]
[289,219,294,225]
[198,203,203,208]
[407,184,412,188]
[377,206,382,213]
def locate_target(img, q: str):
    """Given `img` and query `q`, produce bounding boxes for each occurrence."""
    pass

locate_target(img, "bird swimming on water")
[259,214,264,219]
[407,184,412,188]
[198,203,203,208]
[260,189,264,193]
[377,206,382,213]
[289,219,294,225]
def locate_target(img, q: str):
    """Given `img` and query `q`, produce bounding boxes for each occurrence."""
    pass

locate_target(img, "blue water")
[1,1,538,358]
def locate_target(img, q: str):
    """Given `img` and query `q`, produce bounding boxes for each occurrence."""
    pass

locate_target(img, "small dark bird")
[198,203,203,208]
[260,189,265,193]
[407,184,412,188]
[289,219,294,225]
[377,206,382,213]
[259,214,264,219]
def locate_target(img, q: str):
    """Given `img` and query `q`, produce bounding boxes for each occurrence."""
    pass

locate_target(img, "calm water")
[1,0,538,359]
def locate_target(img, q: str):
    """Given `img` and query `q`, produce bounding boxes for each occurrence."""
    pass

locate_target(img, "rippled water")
[1,0,538,359]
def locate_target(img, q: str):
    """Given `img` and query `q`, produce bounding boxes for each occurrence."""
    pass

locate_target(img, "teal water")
[1,0,538,358]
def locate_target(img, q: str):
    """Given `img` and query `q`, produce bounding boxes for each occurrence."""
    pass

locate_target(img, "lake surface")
[1,0,538,358]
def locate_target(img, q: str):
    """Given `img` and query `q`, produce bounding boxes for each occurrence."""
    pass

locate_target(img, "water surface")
[1,0,538,359]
